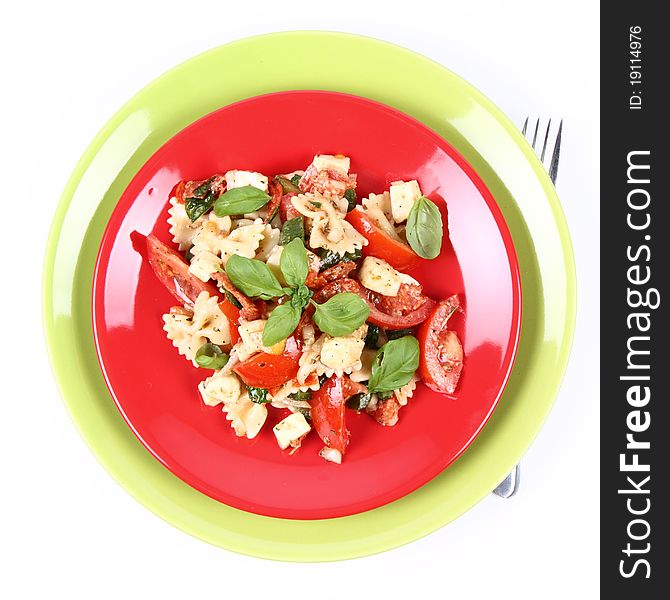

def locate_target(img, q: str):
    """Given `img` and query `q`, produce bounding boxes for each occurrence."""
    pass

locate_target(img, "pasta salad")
[145,154,463,463]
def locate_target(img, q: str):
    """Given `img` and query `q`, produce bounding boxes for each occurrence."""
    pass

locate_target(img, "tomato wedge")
[312,277,434,330]
[311,375,366,455]
[217,300,241,345]
[346,208,420,271]
[279,192,302,222]
[145,234,220,305]
[417,295,464,394]
[145,234,241,342]
[211,271,264,322]
[312,277,362,303]
[169,180,185,203]
[265,179,283,223]
[233,335,302,388]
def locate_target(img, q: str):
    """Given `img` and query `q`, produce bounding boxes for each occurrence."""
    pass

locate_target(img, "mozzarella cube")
[273,413,311,450]
[224,170,269,192]
[389,180,422,223]
[358,256,402,296]
[312,154,350,175]
[320,335,365,371]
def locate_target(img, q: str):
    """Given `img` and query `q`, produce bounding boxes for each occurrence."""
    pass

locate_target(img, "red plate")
[93,91,521,519]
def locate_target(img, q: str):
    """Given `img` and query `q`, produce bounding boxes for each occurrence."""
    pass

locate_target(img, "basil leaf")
[213,185,270,217]
[406,196,443,259]
[344,188,357,212]
[262,302,302,347]
[365,323,380,348]
[225,254,284,300]
[368,336,420,393]
[312,292,370,337]
[279,217,305,245]
[290,174,302,187]
[289,389,312,402]
[346,392,372,411]
[224,289,242,309]
[248,387,270,404]
[318,248,362,271]
[280,238,309,288]
[185,192,216,222]
[386,327,415,340]
[290,284,313,310]
[195,343,229,370]
[276,176,301,194]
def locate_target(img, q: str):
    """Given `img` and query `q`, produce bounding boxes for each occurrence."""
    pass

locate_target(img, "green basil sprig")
[261,240,315,346]
[195,343,229,370]
[312,292,370,337]
[368,336,420,393]
[406,196,443,259]
[290,174,302,187]
[213,185,270,217]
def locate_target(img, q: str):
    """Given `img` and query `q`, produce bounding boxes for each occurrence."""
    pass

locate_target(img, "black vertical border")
[601,5,668,596]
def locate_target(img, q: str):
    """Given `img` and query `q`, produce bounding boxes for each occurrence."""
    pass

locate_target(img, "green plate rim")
[42,31,576,562]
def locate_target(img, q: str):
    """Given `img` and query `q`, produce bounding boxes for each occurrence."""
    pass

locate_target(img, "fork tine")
[548,119,562,184]
[531,119,540,150]
[540,118,552,162]
[522,116,529,136]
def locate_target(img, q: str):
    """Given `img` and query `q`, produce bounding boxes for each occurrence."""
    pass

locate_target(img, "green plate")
[43,32,575,561]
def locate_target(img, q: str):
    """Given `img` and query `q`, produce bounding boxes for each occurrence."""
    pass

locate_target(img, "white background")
[1,1,599,598]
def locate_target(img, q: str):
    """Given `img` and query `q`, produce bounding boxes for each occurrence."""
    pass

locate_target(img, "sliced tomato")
[417,295,464,394]
[145,234,219,305]
[376,283,427,316]
[169,180,185,203]
[304,252,323,288]
[312,277,362,303]
[311,375,366,455]
[217,299,241,345]
[367,296,436,330]
[279,192,301,222]
[346,208,420,271]
[233,335,302,388]
[265,179,283,223]
[211,271,264,321]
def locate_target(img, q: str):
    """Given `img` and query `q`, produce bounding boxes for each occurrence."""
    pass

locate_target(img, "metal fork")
[492,117,562,499]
